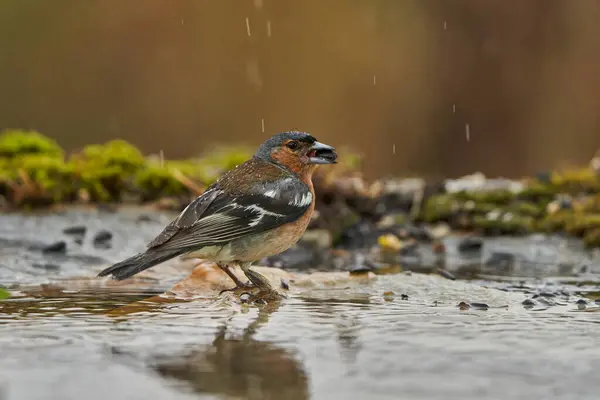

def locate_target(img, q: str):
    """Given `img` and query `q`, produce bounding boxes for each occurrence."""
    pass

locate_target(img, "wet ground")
[2,207,600,400]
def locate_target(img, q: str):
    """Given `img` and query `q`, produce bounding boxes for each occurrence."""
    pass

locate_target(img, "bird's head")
[255,131,337,175]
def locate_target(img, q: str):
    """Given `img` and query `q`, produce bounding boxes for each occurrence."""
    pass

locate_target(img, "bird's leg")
[217,263,253,292]
[240,262,273,291]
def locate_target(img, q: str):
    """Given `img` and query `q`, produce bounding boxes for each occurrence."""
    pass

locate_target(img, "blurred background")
[1,0,599,180]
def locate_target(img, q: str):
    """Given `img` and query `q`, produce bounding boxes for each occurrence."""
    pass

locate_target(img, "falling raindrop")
[246,17,251,37]
[261,118,265,133]
[453,104,456,113]
[373,75,377,85]
[465,124,471,141]
[267,21,272,37]
[392,144,396,154]
[444,21,447,30]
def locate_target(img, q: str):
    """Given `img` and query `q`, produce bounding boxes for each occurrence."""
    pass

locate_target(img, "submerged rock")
[62,225,87,236]
[41,241,67,254]
[93,230,113,249]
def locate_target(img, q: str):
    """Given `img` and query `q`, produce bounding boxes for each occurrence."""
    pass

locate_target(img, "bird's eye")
[286,141,299,150]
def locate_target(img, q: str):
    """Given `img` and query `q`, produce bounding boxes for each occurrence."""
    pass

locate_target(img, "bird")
[97,131,338,293]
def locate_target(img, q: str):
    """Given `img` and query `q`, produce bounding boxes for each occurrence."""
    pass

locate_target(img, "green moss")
[536,211,575,233]
[472,213,534,235]
[69,140,146,201]
[455,189,514,205]
[583,228,600,248]
[518,182,555,202]
[134,162,190,200]
[422,194,458,222]
[564,214,600,237]
[507,201,544,217]
[550,168,600,193]
[79,139,145,170]
[12,154,75,203]
[0,129,63,158]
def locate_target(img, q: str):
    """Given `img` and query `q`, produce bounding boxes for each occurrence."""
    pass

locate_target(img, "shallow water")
[2,208,600,400]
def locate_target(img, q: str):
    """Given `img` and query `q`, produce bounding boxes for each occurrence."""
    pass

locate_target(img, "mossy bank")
[3,129,600,249]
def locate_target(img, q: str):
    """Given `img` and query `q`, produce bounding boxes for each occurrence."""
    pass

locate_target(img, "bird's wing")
[146,177,312,251]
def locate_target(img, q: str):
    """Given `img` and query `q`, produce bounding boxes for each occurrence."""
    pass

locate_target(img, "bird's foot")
[219,281,255,295]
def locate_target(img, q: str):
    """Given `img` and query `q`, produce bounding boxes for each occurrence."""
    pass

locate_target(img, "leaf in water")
[0,288,9,301]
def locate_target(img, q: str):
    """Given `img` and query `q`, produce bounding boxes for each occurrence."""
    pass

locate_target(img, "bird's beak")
[307,141,337,164]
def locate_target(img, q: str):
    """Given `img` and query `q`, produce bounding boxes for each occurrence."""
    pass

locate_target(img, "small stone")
[576,299,587,310]
[239,293,251,303]
[349,264,372,275]
[457,236,483,253]
[42,241,67,254]
[437,268,456,280]
[280,278,289,290]
[400,294,409,300]
[63,226,87,236]
[383,291,395,301]
[93,230,113,249]
[457,301,470,310]
[428,223,450,239]
[377,234,403,252]
[538,292,555,298]
[522,299,535,308]
[594,299,600,305]
[471,302,489,311]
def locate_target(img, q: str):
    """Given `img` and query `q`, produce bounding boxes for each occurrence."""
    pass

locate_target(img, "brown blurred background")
[1,0,599,180]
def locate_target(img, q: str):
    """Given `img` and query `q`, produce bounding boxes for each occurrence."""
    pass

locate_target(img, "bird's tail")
[97,249,182,280]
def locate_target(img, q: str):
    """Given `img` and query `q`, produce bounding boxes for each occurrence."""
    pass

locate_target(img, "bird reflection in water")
[151,302,309,400]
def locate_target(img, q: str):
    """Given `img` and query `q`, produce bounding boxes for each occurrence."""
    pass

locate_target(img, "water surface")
[2,208,600,400]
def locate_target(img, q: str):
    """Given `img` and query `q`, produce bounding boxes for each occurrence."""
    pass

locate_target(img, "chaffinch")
[97,131,338,292]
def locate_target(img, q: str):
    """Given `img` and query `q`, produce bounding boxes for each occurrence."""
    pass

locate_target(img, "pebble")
[349,264,372,275]
[470,302,489,311]
[400,294,409,300]
[437,268,456,280]
[93,230,113,249]
[457,301,470,310]
[576,299,587,310]
[63,226,87,236]
[42,241,67,254]
[522,299,535,308]
[457,236,483,253]
[239,293,251,303]
[280,278,290,290]
[378,234,403,252]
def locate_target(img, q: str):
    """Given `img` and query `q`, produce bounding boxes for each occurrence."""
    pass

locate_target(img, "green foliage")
[0,288,9,301]
[0,129,63,158]
[69,140,146,201]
